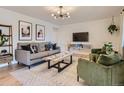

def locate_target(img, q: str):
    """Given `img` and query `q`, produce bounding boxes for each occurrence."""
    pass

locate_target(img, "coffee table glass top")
[43,51,73,62]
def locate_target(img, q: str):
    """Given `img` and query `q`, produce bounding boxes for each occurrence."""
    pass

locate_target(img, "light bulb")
[57,11,60,14]
[67,12,70,15]
[68,16,70,18]
[51,14,54,16]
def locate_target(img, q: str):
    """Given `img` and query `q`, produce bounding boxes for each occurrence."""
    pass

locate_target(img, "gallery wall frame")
[19,20,32,41]
[35,24,45,41]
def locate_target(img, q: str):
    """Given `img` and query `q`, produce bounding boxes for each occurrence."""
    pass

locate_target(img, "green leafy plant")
[108,24,118,34]
[108,16,119,34]
[102,42,113,54]
[0,30,8,46]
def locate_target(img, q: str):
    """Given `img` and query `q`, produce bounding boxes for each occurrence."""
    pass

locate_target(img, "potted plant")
[103,42,113,54]
[0,29,8,46]
[108,16,119,34]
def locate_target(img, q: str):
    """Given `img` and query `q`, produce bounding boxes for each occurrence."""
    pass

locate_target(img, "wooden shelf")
[3,35,12,37]
[0,45,12,47]
[0,24,13,65]
[0,53,13,56]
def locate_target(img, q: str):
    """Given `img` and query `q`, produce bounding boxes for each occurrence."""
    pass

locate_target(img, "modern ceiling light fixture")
[51,6,70,19]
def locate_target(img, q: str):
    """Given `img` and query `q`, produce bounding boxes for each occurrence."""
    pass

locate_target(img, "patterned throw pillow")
[52,43,57,50]
[45,43,57,51]
[21,44,33,53]
[30,45,38,53]
[45,44,50,51]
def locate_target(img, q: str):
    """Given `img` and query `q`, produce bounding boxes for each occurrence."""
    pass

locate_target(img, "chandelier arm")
[60,6,62,15]
[51,6,70,19]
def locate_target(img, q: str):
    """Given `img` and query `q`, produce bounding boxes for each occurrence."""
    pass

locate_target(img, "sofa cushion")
[38,45,45,52]
[38,42,48,52]
[97,53,121,66]
[30,51,49,60]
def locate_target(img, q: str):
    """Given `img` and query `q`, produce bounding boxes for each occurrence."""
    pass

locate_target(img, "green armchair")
[89,48,102,62]
[77,55,124,86]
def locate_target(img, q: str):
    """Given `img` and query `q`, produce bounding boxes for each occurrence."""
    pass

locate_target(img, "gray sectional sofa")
[15,42,60,69]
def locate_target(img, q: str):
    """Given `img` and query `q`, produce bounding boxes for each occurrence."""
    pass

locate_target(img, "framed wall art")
[19,20,32,41]
[36,24,45,41]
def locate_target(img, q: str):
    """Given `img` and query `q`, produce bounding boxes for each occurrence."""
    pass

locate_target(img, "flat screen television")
[73,32,89,42]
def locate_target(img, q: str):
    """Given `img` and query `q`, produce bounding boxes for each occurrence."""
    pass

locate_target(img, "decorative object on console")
[36,24,45,41]
[68,42,91,51]
[1,49,7,54]
[108,16,119,34]
[19,20,32,41]
[51,6,70,19]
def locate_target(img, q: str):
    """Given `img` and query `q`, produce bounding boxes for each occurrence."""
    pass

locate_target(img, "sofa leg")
[77,75,79,82]
[28,66,31,69]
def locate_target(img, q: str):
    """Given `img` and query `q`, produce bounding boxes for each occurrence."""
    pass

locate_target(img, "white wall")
[0,8,59,63]
[57,16,122,53]
[120,13,124,56]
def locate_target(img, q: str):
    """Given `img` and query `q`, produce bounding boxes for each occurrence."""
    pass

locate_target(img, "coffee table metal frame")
[44,52,73,73]
[47,55,72,72]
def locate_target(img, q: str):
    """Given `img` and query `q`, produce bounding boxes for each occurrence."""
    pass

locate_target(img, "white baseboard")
[0,60,17,68]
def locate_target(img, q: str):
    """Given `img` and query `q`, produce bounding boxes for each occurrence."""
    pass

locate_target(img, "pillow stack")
[21,44,38,54]
[45,42,57,51]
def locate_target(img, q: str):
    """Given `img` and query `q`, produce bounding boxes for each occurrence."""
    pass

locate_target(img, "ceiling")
[1,6,124,25]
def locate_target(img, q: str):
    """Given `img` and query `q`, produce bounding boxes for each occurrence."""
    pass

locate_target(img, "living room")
[0,4,124,88]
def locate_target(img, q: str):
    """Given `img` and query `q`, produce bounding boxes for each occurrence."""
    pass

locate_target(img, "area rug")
[10,60,85,86]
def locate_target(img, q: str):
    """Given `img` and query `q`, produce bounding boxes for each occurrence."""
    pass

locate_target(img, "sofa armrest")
[77,58,112,85]
[15,49,31,65]
[89,53,99,62]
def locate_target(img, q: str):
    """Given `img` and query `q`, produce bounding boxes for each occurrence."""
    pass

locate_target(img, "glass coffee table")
[43,51,73,72]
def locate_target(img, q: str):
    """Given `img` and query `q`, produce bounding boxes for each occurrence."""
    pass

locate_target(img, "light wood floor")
[0,63,25,86]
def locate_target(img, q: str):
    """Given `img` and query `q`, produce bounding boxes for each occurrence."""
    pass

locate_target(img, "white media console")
[68,42,91,55]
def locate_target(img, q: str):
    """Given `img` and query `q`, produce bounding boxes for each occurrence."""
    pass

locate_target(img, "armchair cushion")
[97,53,121,66]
